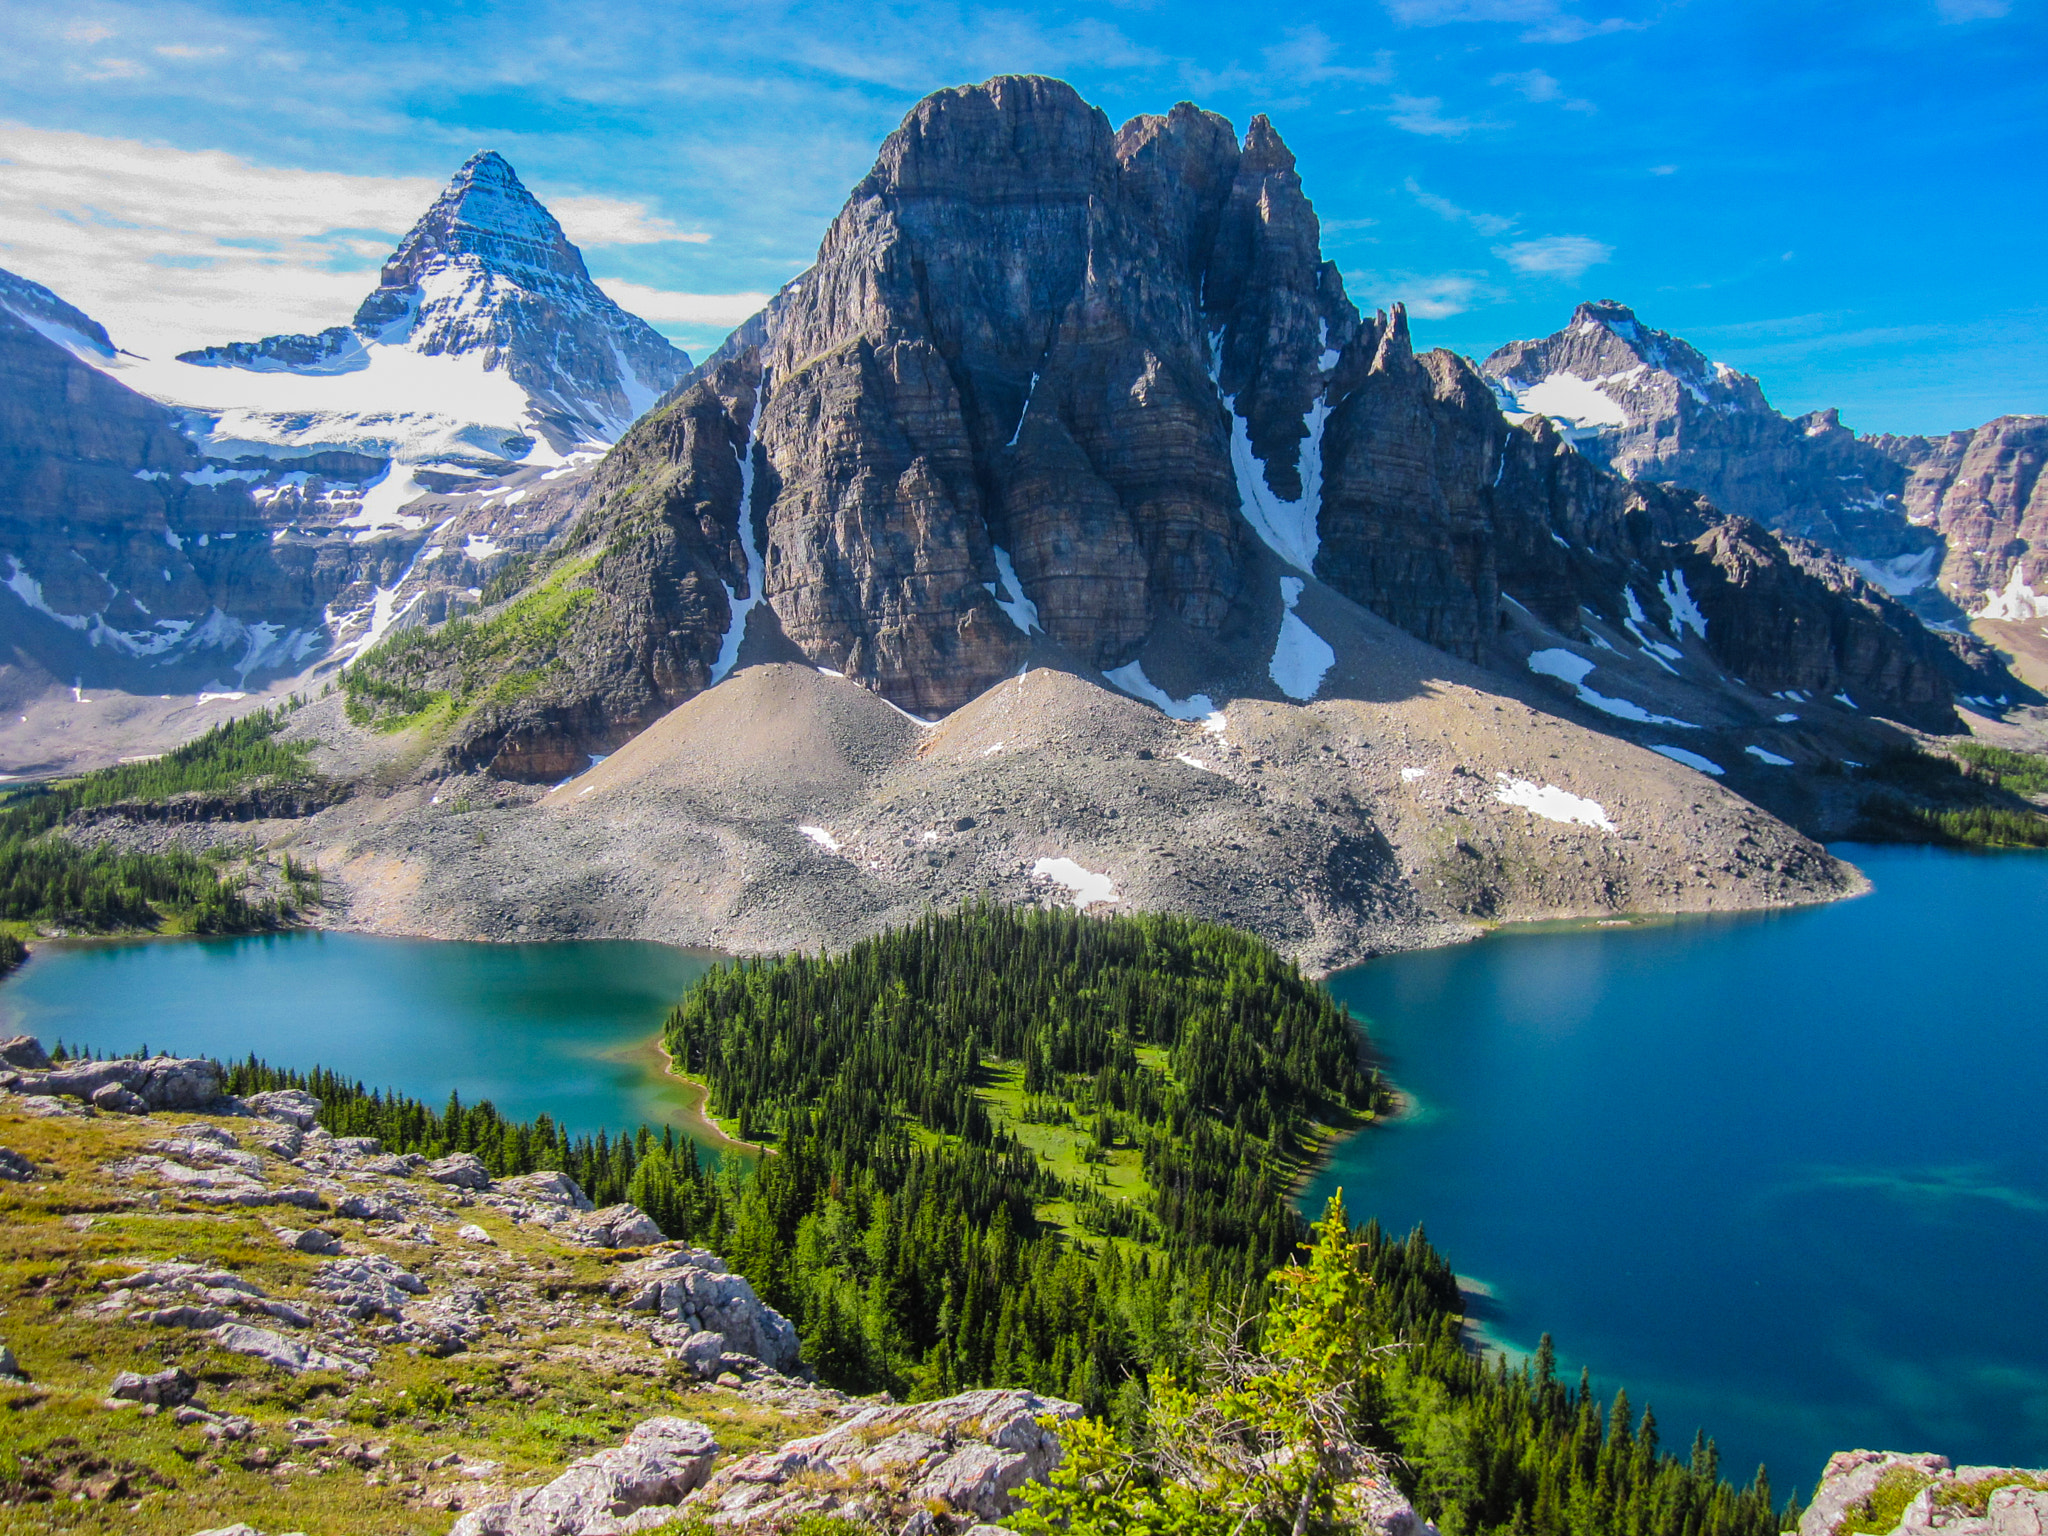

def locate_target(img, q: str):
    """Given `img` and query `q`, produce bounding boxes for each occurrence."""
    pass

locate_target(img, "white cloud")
[1405,177,1517,236]
[1383,0,1649,43]
[593,280,770,328]
[0,122,708,356]
[1492,67,1596,111]
[1262,26,1395,84]
[1934,0,2008,17]
[1349,270,1490,320]
[1496,235,1612,279]
[1385,95,1495,137]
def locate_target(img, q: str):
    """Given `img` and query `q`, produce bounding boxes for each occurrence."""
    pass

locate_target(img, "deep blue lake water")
[1305,844,2048,1495]
[2,844,2041,1491]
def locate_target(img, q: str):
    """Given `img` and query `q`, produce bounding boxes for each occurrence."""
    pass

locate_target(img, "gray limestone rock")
[207,1322,366,1377]
[448,1416,717,1536]
[0,1035,50,1071]
[92,1082,149,1115]
[109,1366,197,1406]
[0,1147,34,1181]
[498,1170,594,1212]
[570,1203,662,1249]
[424,1152,492,1189]
[0,1342,25,1381]
[245,1088,321,1129]
[687,1387,1079,1524]
[1801,1452,2048,1536]
[616,1248,799,1371]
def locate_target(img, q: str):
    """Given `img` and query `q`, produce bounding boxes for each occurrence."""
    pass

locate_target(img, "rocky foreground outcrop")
[1801,1451,2048,1536]
[0,1045,1442,1535]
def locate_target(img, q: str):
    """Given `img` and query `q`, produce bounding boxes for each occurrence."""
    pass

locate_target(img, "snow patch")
[1401,767,1429,782]
[1745,746,1794,766]
[1849,548,1940,599]
[1527,648,1698,728]
[1979,564,2048,622]
[1103,660,1225,731]
[1212,331,1324,573]
[981,741,1004,756]
[1833,692,1857,709]
[986,546,1041,635]
[1492,774,1616,832]
[1269,577,1335,700]
[1649,745,1724,776]
[797,825,842,852]
[1658,571,1708,638]
[1006,371,1039,448]
[1174,753,1217,773]
[1031,857,1119,911]
[1774,711,1800,723]
[710,377,768,685]
[1505,372,1632,431]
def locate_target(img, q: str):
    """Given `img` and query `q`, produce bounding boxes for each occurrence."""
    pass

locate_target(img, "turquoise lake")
[0,931,721,1137]
[2,843,2042,1489]
[1306,844,2048,1493]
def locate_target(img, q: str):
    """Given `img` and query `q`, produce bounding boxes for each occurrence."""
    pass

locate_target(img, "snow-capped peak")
[174,150,691,450]
[0,266,118,364]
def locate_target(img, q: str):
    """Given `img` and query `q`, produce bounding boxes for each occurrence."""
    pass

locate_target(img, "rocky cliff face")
[388,77,1978,783]
[1867,416,2048,621]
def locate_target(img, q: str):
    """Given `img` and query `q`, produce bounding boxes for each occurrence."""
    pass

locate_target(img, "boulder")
[456,1224,494,1244]
[499,1171,595,1212]
[0,1035,50,1071]
[616,1248,799,1372]
[450,1417,718,1536]
[572,1204,662,1249]
[109,1366,197,1406]
[245,1089,321,1129]
[676,1330,724,1380]
[331,1136,385,1158]
[279,1227,342,1255]
[0,1147,34,1181]
[135,1056,228,1111]
[0,1342,25,1381]
[336,1193,405,1222]
[424,1152,492,1189]
[91,1082,149,1115]
[312,1253,428,1319]
[688,1387,1079,1525]
[207,1322,366,1377]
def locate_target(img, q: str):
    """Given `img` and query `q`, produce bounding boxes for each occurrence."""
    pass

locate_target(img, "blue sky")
[0,0,2039,434]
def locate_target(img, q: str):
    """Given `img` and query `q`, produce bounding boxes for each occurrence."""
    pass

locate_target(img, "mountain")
[348,81,1979,783]
[173,150,690,462]
[1478,301,1954,606]
[0,153,686,738]
[1866,415,2048,622]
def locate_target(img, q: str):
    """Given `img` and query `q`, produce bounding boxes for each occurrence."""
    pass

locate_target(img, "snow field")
[1648,745,1724,776]
[1269,577,1336,701]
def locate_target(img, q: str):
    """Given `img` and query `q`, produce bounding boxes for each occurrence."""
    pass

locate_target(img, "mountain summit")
[178,151,690,450]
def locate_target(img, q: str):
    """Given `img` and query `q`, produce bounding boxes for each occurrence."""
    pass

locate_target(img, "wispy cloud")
[1491,67,1596,112]
[1406,177,1517,236]
[1261,26,1395,84]
[594,280,771,328]
[1381,0,1652,43]
[1495,234,1612,278]
[1384,94,1499,137]
[1348,269,1493,319]
[1934,0,2009,19]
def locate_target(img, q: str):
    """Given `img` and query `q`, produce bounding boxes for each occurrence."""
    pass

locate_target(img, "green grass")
[343,549,605,729]
[1953,741,2048,797]
[1842,1466,1935,1535]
